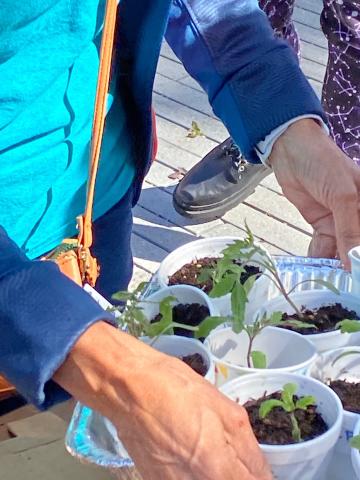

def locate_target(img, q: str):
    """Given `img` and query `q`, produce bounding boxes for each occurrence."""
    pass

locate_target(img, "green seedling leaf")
[222,241,248,257]
[134,281,149,295]
[112,291,135,301]
[268,311,283,325]
[187,121,204,138]
[132,307,147,324]
[284,319,317,330]
[259,399,284,419]
[312,279,339,294]
[244,221,255,243]
[210,274,236,298]
[336,319,360,334]
[159,296,177,320]
[146,296,177,337]
[350,435,360,450]
[295,395,316,410]
[281,383,297,412]
[195,316,229,339]
[231,282,247,319]
[331,350,360,367]
[196,268,213,284]
[251,350,267,369]
[243,275,257,296]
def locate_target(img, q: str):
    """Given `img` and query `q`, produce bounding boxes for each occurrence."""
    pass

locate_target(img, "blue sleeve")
[0,227,115,410]
[165,0,326,162]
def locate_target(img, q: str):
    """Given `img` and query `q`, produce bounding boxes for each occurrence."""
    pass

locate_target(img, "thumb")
[333,201,360,270]
[308,231,337,260]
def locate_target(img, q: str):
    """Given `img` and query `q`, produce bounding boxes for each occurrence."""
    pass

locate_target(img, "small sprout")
[250,351,267,369]
[350,435,360,450]
[259,383,316,443]
[336,319,360,334]
[187,121,204,138]
[196,223,320,368]
[112,288,197,341]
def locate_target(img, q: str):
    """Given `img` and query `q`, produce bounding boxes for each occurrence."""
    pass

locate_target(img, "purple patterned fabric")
[259,0,360,164]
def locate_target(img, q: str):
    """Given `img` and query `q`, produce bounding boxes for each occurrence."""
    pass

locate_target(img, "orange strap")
[76,0,118,284]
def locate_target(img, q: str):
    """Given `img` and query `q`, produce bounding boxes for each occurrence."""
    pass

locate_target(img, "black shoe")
[173,138,270,221]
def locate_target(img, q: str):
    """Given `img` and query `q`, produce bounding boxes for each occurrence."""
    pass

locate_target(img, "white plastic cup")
[307,347,360,480]
[307,347,360,454]
[349,247,360,296]
[143,334,215,384]
[255,290,360,352]
[138,284,218,319]
[205,325,317,387]
[220,372,343,480]
[352,418,360,479]
[156,236,272,319]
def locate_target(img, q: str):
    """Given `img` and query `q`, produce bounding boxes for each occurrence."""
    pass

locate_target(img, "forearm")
[53,322,147,423]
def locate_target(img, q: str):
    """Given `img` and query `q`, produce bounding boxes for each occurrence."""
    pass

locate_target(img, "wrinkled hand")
[113,349,272,480]
[270,119,360,269]
[55,322,272,480]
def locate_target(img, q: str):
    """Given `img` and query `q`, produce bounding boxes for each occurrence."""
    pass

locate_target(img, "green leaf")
[231,282,247,320]
[336,319,360,334]
[243,275,257,295]
[132,307,147,324]
[251,350,267,369]
[187,120,204,138]
[145,296,177,337]
[312,279,339,294]
[195,316,229,339]
[134,281,149,295]
[285,319,316,330]
[209,275,236,298]
[196,268,213,284]
[112,291,134,301]
[222,241,245,258]
[281,383,297,412]
[159,296,176,319]
[244,220,255,245]
[259,399,285,419]
[295,395,316,410]
[350,435,360,450]
[268,311,283,325]
[146,320,170,337]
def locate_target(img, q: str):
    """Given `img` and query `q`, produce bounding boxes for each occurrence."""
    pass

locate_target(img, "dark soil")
[152,302,210,338]
[243,391,328,445]
[279,303,360,335]
[329,380,360,414]
[181,353,208,376]
[168,257,261,293]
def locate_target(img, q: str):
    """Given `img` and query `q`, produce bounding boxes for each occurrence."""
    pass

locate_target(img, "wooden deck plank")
[153,92,227,143]
[297,0,322,15]
[294,6,321,30]
[244,186,312,235]
[222,203,310,256]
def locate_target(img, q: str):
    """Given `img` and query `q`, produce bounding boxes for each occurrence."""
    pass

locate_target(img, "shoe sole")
[173,168,271,221]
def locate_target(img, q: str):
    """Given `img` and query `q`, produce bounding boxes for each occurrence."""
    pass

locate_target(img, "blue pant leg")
[91,183,134,301]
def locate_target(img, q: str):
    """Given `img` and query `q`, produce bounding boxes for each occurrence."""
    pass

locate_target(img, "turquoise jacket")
[0,0,324,408]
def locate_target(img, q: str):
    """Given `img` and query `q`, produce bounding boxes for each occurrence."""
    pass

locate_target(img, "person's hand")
[270,119,360,269]
[54,322,272,480]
